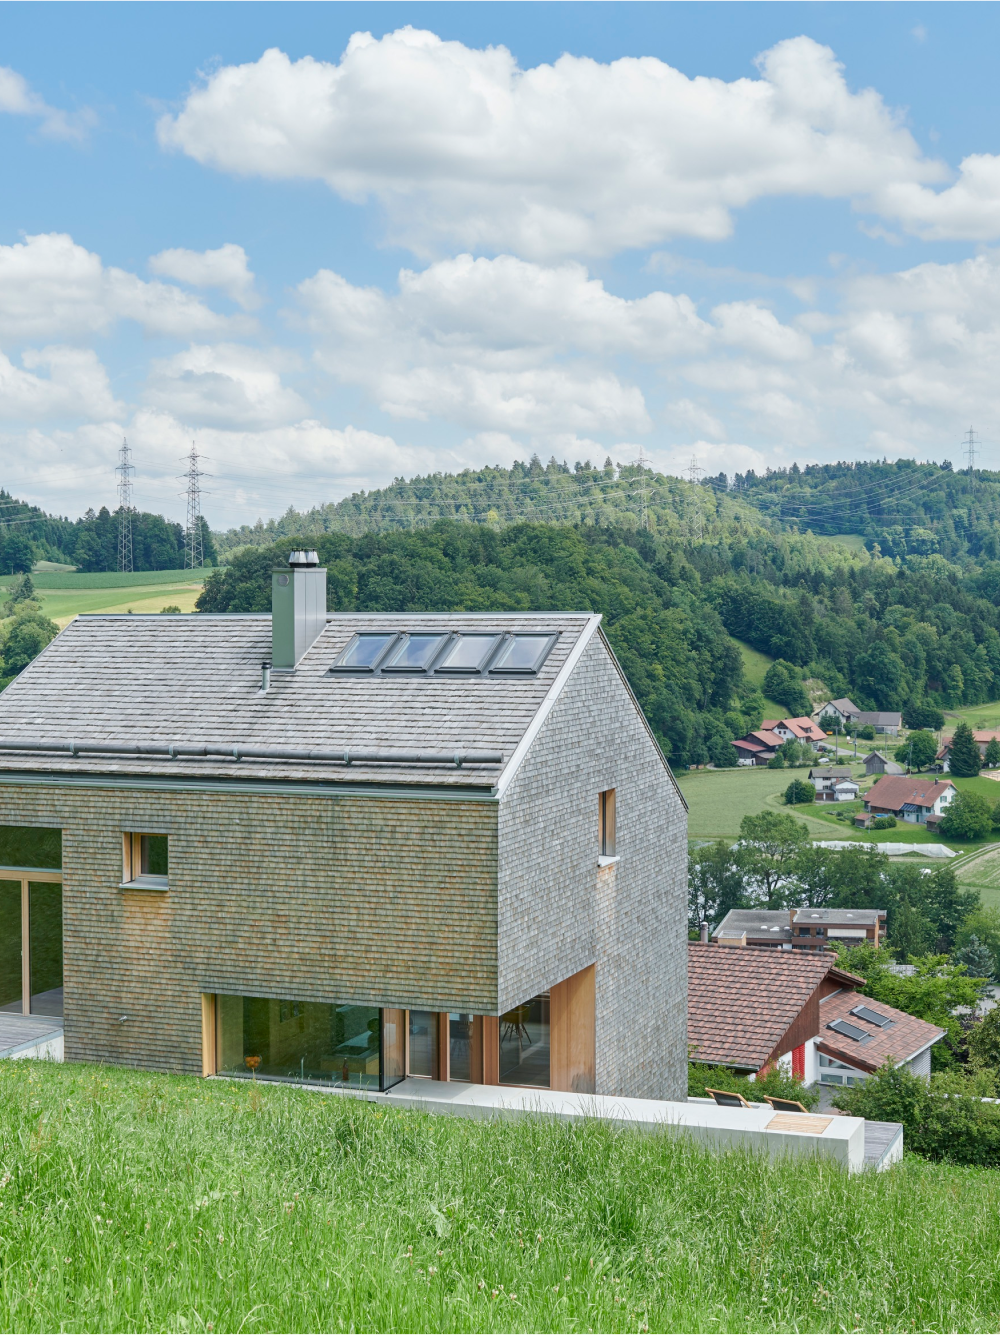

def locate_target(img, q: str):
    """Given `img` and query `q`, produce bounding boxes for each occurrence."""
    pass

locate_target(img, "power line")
[964,425,978,492]
[115,437,134,574]
[182,442,206,570]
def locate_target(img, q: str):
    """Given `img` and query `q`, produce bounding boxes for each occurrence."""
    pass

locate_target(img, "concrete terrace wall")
[496,633,688,1101]
[0,783,498,1074]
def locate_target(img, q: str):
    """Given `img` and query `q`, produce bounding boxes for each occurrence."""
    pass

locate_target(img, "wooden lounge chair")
[763,1095,808,1113]
[704,1087,752,1108]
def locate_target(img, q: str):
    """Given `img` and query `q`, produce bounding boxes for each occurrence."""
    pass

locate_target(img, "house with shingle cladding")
[0,552,688,1100]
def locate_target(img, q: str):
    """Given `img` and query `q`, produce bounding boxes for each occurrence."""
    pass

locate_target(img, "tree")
[954,934,997,985]
[948,721,982,777]
[939,790,993,840]
[955,908,1000,979]
[735,811,810,907]
[903,701,945,732]
[968,1006,1000,1073]
[762,659,811,716]
[0,606,59,677]
[985,738,1000,770]
[1,573,34,616]
[687,840,747,934]
[783,779,816,805]
[766,753,785,769]
[0,531,35,575]
[894,730,938,771]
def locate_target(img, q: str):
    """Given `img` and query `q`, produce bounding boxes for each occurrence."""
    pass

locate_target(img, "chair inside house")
[705,1087,752,1108]
[763,1095,808,1113]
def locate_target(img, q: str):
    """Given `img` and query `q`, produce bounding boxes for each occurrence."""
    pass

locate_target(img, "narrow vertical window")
[599,789,616,859]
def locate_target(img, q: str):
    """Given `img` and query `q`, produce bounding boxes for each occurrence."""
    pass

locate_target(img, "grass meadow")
[732,640,786,718]
[0,570,207,627]
[3,1060,1000,1333]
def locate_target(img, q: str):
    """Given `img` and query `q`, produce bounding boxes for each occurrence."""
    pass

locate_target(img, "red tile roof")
[817,991,945,1073]
[864,776,955,812]
[687,944,863,1070]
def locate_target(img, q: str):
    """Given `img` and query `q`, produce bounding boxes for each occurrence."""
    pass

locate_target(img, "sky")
[4,1,1000,532]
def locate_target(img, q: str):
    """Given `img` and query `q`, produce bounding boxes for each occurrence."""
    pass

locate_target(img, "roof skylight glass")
[382,634,448,673]
[329,633,398,673]
[435,635,500,674]
[489,633,557,675]
[850,1005,893,1029]
[827,1018,871,1043]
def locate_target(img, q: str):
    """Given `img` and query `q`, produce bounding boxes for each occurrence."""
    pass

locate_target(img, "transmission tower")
[630,445,651,530]
[115,437,134,574]
[685,453,706,540]
[183,441,205,569]
[964,425,979,490]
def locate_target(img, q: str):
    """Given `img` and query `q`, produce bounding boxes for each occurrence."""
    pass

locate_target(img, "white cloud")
[156,29,972,258]
[148,243,260,309]
[0,65,94,141]
[0,233,249,342]
[143,343,308,429]
[0,346,121,421]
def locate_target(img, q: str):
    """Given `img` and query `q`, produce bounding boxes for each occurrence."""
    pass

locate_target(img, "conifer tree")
[949,720,983,777]
[984,737,1000,770]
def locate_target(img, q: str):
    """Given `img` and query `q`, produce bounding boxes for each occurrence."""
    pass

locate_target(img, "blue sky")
[3,2,1000,530]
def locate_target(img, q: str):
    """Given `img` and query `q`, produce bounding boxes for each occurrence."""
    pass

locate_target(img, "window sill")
[120,876,169,892]
[598,856,620,868]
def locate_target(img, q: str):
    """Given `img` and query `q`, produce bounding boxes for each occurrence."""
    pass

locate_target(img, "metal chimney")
[699,921,709,944]
[272,550,327,672]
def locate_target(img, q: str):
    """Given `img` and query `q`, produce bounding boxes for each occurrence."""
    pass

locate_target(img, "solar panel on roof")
[827,1018,871,1043]
[851,1005,894,1029]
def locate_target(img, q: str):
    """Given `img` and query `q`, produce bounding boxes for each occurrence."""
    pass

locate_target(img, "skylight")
[850,1005,894,1029]
[827,1018,871,1043]
[435,634,501,674]
[328,633,399,673]
[489,633,558,675]
[381,634,448,673]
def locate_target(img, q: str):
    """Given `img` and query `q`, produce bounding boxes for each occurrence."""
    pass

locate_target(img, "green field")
[732,640,786,717]
[0,567,208,590]
[38,582,204,627]
[2,1060,1000,1334]
[945,700,1000,732]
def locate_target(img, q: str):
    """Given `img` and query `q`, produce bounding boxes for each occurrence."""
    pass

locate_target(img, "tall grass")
[2,1061,1000,1332]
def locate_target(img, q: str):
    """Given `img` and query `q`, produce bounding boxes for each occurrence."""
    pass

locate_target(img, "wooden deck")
[0,1013,63,1057]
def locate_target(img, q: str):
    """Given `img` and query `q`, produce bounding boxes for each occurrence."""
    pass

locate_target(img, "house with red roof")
[862,775,956,826]
[731,716,827,766]
[688,943,945,1087]
[937,730,1000,772]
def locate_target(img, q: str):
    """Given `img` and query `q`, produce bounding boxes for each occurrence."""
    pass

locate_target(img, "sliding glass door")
[0,881,21,1014]
[0,823,63,1019]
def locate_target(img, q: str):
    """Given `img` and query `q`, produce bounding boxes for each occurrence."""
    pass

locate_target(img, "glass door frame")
[0,867,63,1017]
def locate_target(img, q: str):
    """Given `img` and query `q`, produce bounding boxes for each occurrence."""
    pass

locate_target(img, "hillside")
[197,519,1000,768]
[1,1060,998,1334]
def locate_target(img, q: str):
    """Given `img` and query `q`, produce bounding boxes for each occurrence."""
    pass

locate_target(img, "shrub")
[688,1062,819,1109]
[939,790,994,840]
[833,1062,1000,1166]
[766,753,785,769]
[857,724,876,741]
[783,779,816,805]
[872,814,897,829]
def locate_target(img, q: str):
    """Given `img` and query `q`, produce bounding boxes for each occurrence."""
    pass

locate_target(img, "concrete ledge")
[0,1030,63,1062]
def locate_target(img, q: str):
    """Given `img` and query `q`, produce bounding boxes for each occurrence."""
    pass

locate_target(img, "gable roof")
[818,698,859,715]
[809,766,852,779]
[687,943,863,1069]
[817,990,946,1073]
[865,775,955,811]
[0,610,648,791]
[856,711,902,726]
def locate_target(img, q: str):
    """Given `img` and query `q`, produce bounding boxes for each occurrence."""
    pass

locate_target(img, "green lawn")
[38,582,204,627]
[2,1060,1000,1333]
[945,701,1000,731]
[0,567,208,590]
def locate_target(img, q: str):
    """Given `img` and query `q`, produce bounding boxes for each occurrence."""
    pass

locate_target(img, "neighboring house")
[863,775,956,825]
[712,907,885,950]
[0,551,689,1100]
[937,730,1000,772]
[856,711,902,736]
[808,766,860,802]
[815,698,861,728]
[731,717,826,766]
[688,943,944,1084]
[865,751,904,777]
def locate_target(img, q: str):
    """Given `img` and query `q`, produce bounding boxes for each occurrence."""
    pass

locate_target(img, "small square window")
[328,633,399,674]
[599,789,616,859]
[123,833,168,889]
[381,634,449,673]
[489,633,558,676]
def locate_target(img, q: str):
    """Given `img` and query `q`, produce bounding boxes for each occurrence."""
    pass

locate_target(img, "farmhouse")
[731,716,827,766]
[0,552,688,1099]
[815,698,861,728]
[688,943,945,1085]
[863,775,956,825]
[808,766,860,802]
[937,730,1000,771]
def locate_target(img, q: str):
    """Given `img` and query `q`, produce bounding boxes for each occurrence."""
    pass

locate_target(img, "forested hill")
[731,459,1000,560]
[197,521,1000,768]
[214,457,768,555]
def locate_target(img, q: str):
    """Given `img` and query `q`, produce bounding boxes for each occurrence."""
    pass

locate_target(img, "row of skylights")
[327,631,559,678]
